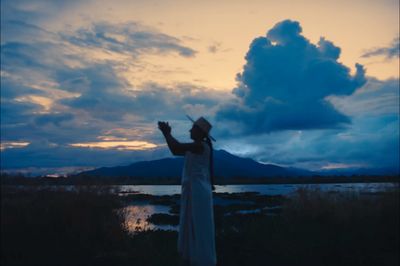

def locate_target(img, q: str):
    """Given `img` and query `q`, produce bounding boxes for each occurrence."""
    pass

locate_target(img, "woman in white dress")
[158,117,217,266]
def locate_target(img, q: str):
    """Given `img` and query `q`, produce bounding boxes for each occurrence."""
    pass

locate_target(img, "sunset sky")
[1,0,399,175]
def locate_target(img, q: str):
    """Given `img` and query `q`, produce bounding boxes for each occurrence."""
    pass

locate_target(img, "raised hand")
[158,121,171,135]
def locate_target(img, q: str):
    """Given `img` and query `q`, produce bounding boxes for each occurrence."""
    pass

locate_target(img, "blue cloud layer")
[362,37,399,59]
[1,10,221,171]
[217,20,366,134]
[218,76,399,172]
[60,21,196,58]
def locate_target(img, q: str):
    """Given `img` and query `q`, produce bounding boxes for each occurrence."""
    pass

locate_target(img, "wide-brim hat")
[186,115,216,142]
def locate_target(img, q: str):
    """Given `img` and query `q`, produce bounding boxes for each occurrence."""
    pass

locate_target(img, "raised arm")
[158,121,203,156]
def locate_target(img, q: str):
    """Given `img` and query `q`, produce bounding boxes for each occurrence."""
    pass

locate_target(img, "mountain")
[317,166,400,176]
[212,150,307,179]
[74,149,312,181]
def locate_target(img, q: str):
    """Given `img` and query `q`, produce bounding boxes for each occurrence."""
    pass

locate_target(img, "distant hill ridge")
[76,149,312,179]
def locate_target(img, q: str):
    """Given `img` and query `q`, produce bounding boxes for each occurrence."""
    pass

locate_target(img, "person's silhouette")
[158,117,216,266]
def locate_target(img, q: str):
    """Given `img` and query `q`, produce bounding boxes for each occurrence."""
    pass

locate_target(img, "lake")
[117,182,398,196]
[10,182,397,233]
[120,182,398,233]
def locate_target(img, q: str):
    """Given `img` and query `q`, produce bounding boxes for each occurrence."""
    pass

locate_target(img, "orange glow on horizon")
[321,163,366,170]
[0,141,30,151]
[69,140,158,150]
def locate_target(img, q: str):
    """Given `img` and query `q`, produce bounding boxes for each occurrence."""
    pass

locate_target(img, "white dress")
[178,141,217,266]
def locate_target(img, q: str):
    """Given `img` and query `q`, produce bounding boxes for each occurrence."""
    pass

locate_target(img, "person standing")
[158,117,216,266]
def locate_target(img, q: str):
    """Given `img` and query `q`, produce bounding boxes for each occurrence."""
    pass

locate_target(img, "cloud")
[362,37,399,59]
[0,141,30,151]
[0,140,169,170]
[0,17,200,123]
[222,118,398,172]
[327,78,399,116]
[216,20,366,134]
[220,78,399,172]
[2,5,397,175]
[208,42,222,53]
[0,99,40,125]
[0,79,225,170]
[34,113,75,126]
[57,62,226,123]
[60,21,196,58]
[69,140,157,150]
[0,12,221,171]
[3,1,196,58]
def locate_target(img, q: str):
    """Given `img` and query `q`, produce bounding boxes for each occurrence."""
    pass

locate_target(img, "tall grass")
[2,185,398,266]
[1,186,128,266]
[216,187,399,266]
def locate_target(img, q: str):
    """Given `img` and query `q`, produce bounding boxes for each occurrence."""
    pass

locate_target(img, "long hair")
[205,136,215,190]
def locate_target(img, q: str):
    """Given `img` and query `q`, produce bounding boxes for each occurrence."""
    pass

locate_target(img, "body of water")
[117,182,398,196]
[10,182,397,233]
[123,204,177,232]
[120,182,398,233]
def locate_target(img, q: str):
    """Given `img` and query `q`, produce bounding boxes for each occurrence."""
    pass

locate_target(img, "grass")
[214,187,399,266]
[1,184,399,266]
[147,213,180,226]
[1,186,129,266]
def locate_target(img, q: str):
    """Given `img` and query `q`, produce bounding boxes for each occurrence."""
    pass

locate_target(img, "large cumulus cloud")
[217,20,366,134]
[219,77,399,173]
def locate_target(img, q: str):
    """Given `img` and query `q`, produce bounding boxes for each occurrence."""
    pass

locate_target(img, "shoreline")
[1,176,399,186]
[2,184,398,266]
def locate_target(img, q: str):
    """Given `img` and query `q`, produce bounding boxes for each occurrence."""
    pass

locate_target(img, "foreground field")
[1,185,399,266]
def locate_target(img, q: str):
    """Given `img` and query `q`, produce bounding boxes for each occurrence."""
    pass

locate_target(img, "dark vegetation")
[147,213,179,226]
[1,172,399,185]
[215,188,399,266]
[1,184,399,266]
[1,186,128,266]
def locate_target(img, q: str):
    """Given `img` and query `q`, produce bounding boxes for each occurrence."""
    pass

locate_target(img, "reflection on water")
[123,204,178,233]
[117,185,181,196]
[121,182,398,232]
[229,206,282,216]
[12,182,397,196]
[117,182,397,196]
